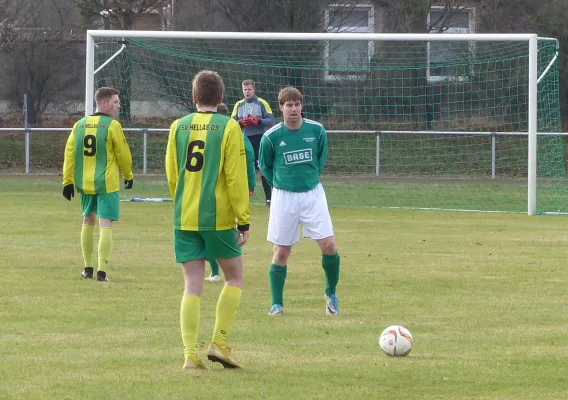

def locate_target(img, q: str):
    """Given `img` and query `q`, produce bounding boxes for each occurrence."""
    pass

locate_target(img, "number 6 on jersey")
[186,140,205,172]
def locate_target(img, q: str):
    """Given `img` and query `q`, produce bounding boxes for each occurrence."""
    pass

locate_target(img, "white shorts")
[267,183,334,246]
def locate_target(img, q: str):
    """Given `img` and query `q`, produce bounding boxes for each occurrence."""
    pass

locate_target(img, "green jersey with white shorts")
[259,118,328,193]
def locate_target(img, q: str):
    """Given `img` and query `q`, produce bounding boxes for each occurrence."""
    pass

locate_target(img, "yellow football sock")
[81,224,95,268]
[212,285,242,348]
[97,227,112,272]
[180,295,201,361]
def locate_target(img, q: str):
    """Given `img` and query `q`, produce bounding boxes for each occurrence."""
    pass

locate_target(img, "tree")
[364,0,473,129]
[73,0,172,30]
[0,0,83,125]
[476,0,539,34]
[201,0,375,117]
[73,0,172,122]
[212,0,332,33]
[206,0,476,125]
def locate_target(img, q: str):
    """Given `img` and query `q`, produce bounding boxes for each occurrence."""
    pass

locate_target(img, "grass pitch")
[1,176,567,399]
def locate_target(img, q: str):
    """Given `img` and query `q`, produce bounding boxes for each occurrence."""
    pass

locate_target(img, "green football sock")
[322,252,340,296]
[269,264,287,306]
[209,259,220,276]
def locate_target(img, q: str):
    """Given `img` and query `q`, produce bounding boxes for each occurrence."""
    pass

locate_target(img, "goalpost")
[85,30,564,215]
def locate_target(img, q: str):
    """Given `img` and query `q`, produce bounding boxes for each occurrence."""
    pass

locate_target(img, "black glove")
[237,224,249,232]
[124,179,134,189]
[62,184,74,201]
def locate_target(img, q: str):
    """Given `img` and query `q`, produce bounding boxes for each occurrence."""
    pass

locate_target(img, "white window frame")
[324,3,374,81]
[427,6,476,83]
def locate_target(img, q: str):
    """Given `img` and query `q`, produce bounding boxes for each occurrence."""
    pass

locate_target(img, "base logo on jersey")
[283,148,312,165]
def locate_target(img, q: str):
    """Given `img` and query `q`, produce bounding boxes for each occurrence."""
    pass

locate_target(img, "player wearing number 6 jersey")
[259,86,340,317]
[205,103,256,283]
[165,70,250,370]
[62,87,133,282]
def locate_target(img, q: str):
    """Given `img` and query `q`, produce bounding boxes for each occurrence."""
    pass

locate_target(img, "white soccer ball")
[379,325,413,357]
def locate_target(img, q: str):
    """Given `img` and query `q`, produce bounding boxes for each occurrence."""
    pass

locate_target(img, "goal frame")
[85,30,539,215]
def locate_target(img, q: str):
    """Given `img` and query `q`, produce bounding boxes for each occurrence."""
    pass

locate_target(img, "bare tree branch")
[0,0,83,124]
[73,0,172,30]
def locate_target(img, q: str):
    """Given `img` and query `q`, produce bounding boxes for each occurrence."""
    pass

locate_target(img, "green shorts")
[174,228,242,263]
[81,192,120,221]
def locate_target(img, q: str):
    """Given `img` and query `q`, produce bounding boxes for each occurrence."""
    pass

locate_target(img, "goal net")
[88,32,565,214]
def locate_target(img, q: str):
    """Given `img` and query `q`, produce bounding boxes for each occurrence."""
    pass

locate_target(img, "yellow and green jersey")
[166,111,251,231]
[62,113,133,194]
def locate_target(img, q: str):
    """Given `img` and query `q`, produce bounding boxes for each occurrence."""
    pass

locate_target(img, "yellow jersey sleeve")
[110,121,133,181]
[62,124,77,186]
[223,119,251,227]
[259,98,273,114]
[231,100,242,118]
[165,119,180,200]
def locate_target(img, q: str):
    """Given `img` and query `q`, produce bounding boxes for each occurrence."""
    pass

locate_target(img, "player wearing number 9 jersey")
[62,87,133,282]
[165,70,250,370]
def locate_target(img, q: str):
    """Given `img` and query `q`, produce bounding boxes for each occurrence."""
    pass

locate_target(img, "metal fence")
[1,127,566,176]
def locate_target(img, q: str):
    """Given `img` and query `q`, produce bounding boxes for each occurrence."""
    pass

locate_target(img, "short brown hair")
[242,79,255,88]
[95,87,119,104]
[278,87,303,105]
[192,70,225,107]
[217,103,228,115]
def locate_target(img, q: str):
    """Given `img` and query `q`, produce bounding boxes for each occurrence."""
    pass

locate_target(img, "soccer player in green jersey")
[62,87,134,282]
[165,71,251,370]
[205,103,256,283]
[259,87,340,317]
